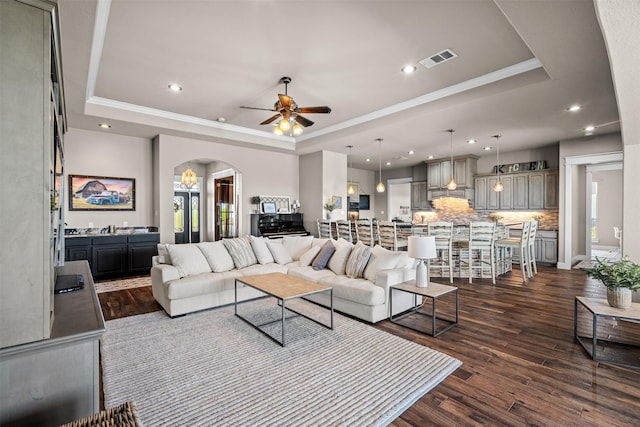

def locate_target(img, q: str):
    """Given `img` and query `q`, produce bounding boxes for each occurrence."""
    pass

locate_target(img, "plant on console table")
[324,196,337,220]
[584,256,640,309]
[251,196,261,214]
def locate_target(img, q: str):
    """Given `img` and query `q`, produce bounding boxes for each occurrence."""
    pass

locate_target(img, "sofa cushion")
[166,244,212,278]
[363,245,402,283]
[299,245,321,267]
[319,275,385,306]
[395,252,416,269]
[266,240,293,265]
[157,243,171,264]
[238,262,288,276]
[165,270,241,300]
[250,236,274,265]
[312,240,335,270]
[327,238,353,276]
[345,241,372,279]
[222,236,258,269]
[282,235,314,260]
[197,241,235,273]
[288,265,337,283]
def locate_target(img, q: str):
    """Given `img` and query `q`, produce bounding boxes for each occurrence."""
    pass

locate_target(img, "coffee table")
[234,272,333,346]
[389,281,459,337]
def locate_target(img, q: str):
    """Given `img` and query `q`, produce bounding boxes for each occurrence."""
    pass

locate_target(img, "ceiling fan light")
[278,119,291,131]
[493,181,504,192]
[447,179,457,191]
[293,123,303,136]
[273,127,284,136]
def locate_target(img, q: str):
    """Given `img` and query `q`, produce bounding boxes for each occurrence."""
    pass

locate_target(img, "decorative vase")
[606,287,632,309]
[327,211,335,221]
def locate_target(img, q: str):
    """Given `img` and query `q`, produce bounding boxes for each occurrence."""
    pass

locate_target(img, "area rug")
[101,298,462,426]
[94,275,151,293]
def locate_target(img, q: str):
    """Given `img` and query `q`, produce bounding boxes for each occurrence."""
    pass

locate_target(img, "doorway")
[585,163,622,261]
[174,191,201,244]
[214,175,236,240]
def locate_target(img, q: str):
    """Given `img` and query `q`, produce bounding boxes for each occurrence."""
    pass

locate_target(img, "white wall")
[64,128,153,228]
[592,169,622,247]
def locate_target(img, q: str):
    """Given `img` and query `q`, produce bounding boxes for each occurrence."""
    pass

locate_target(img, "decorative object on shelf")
[324,196,337,220]
[347,145,356,195]
[251,196,261,213]
[291,199,301,213]
[258,195,291,213]
[181,167,197,189]
[492,134,504,192]
[584,256,640,309]
[446,129,457,190]
[68,175,135,211]
[262,201,277,214]
[376,138,385,193]
[408,236,437,287]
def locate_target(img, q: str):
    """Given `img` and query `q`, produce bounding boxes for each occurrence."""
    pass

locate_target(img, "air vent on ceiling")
[419,49,458,69]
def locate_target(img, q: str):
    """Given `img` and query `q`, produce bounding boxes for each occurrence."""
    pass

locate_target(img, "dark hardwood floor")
[97,265,640,426]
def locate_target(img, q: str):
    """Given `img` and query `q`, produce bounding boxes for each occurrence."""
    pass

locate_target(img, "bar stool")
[317,219,333,239]
[458,222,496,284]
[355,219,374,246]
[495,221,530,282]
[525,220,538,278]
[377,220,408,251]
[428,221,454,283]
[336,219,353,242]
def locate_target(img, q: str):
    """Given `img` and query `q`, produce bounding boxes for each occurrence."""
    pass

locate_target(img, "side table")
[389,281,459,337]
[574,296,640,369]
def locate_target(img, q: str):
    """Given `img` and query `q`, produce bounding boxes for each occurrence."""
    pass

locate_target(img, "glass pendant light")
[376,138,385,193]
[493,134,504,192]
[347,145,356,195]
[446,129,457,190]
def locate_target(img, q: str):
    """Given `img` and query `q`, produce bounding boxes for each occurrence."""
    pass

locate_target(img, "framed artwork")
[262,201,277,213]
[334,196,342,209]
[69,175,135,211]
[359,194,370,210]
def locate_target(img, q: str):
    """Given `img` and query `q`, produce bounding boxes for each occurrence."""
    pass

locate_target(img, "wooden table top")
[576,296,640,319]
[392,281,458,298]
[237,272,331,300]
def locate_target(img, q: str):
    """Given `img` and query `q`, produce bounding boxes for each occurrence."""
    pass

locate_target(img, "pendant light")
[493,134,504,192]
[347,145,356,195]
[376,138,385,193]
[446,129,457,190]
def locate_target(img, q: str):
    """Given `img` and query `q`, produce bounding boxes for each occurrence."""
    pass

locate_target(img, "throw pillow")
[312,240,336,271]
[157,243,171,264]
[327,238,354,276]
[266,240,293,265]
[196,241,235,272]
[166,244,212,278]
[345,241,372,279]
[222,236,258,269]
[363,245,402,283]
[282,235,314,260]
[250,236,274,264]
[299,245,321,267]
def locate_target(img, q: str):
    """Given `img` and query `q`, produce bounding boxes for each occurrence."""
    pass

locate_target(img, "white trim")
[86,0,111,102]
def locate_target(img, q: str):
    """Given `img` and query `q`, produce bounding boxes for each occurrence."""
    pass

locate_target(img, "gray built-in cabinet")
[474,169,559,211]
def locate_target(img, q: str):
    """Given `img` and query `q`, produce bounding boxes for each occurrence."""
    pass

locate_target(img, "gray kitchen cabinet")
[427,156,478,190]
[411,181,429,210]
[528,172,545,209]
[544,170,559,209]
[513,174,529,210]
[412,164,427,182]
[499,176,514,209]
[474,177,487,210]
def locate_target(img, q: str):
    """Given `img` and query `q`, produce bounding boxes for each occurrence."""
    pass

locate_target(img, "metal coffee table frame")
[235,274,333,347]
[389,281,459,337]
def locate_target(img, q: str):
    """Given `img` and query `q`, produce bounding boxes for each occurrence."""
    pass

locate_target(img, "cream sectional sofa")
[151,235,416,322]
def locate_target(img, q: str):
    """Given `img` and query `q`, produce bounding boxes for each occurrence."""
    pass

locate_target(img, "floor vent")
[419,49,458,68]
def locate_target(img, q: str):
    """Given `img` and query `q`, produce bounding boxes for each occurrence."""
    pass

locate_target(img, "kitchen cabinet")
[411,181,429,210]
[474,176,510,210]
[544,170,559,209]
[528,173,545,209]
[427,156,478,190]
[474,169,558,211]
[0,0,66,348]
[412,164,427,182]
[513,174,529,209]
[128,234,161,275]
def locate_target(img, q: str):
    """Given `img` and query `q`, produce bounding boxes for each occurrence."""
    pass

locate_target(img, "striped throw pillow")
[345,241,372,279]
[222,236,258,269]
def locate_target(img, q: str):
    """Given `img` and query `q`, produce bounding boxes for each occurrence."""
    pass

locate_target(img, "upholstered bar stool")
[355,219,374,246]
[526,220,538,278]
[458,222,496,284]
[336,219,353,242]
[428,221,454,283]
[495,221,530,282]
[317,219,333,239]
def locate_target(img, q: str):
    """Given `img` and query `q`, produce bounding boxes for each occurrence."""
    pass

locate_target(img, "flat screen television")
[359,194,370,210]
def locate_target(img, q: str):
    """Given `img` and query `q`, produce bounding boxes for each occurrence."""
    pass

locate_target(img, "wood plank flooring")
[97,266,640,426]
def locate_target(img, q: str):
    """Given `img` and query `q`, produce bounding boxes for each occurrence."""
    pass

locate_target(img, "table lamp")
[408,236,437,287]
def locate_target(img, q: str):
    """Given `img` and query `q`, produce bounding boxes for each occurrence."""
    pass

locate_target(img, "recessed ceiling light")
[168,83,183,92]
[568,105,581,112]
[401,65,417,74]
[408,150,415,155]
[365,158,371,162]
[428,155,434,160]
[467,139,476,144]
[585,132,593,136]
[216,117,226,122]
[98,123,111,129]
[483,146,492,151]
[386,161,391,166]
[584,125,595,132]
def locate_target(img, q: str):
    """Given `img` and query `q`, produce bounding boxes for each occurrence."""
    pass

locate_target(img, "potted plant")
[323,196,337,220]
[251,196,261,213]
[584,256,640,309]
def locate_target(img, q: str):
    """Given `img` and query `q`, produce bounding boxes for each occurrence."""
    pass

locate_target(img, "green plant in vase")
[251,196,261,213]
[584,256,640,309]
[324,196,337,220]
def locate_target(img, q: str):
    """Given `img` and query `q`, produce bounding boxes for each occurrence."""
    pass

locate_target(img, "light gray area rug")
[101,298,462,426]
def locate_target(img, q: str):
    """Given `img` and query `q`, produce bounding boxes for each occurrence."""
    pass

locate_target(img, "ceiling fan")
[240,76,331,135]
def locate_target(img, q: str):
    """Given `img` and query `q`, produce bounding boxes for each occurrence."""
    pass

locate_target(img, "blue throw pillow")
[312,240,336,270]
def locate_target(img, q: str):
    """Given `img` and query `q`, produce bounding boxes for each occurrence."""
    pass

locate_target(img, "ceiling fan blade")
[240,106,276,112]
[278,94,294,110]
[260,114,281,125]
[296,106,332,114]
[295,115,314,127]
